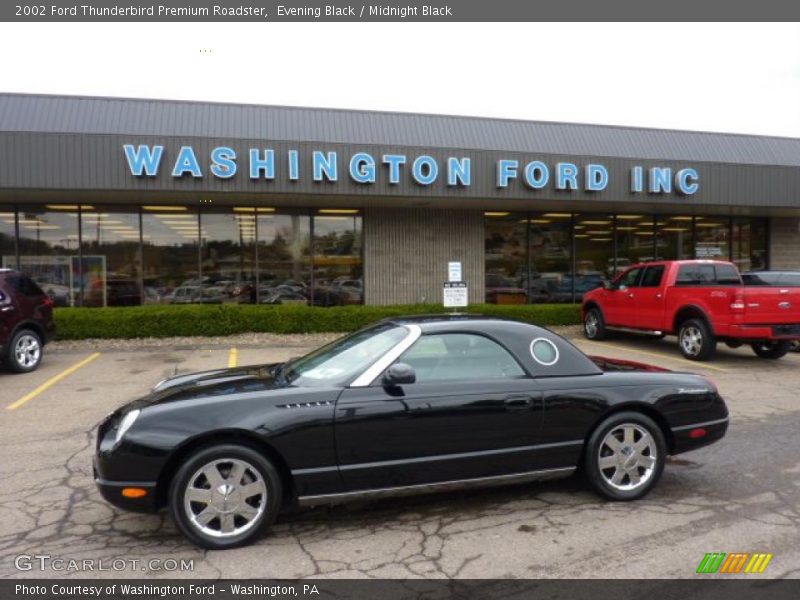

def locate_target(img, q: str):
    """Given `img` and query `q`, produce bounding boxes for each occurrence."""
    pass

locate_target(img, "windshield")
[284,323,410,387]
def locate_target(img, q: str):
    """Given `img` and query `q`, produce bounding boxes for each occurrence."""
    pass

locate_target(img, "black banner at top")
[3,0,800,21]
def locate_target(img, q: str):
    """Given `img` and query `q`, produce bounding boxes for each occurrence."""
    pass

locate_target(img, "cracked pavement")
[0,333,798,579]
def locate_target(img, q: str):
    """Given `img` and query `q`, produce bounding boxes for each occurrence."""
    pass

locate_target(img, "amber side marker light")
[122,488,148,498]
[689,428,708,439]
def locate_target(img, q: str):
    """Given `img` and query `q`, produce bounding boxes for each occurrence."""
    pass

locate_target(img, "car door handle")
[627,293,635,298]
[655,293,663,299]
[504,395,534,410]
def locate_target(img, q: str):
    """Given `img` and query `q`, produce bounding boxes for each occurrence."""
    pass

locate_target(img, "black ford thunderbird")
[94,315,729,549]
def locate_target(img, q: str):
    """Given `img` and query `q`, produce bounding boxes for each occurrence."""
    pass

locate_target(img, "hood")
[128,362,286,410]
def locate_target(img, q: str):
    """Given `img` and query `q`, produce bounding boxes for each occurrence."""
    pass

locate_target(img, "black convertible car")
[94,315,729,549]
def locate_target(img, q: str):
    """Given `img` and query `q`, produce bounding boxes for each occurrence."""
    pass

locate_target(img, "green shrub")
[53,303,581,340]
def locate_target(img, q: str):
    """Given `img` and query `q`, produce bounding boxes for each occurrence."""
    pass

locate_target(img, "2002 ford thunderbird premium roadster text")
[94,316,729,549]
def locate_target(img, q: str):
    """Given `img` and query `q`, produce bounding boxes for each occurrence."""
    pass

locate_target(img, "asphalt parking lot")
[1,331,799,579]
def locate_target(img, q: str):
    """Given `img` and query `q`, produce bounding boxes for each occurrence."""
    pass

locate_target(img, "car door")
[334,332,544,492]
[603,267,643,325]
[634,264,667,330]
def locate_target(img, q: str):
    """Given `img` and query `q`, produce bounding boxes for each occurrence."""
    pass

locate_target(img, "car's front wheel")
[583,307,608,340]
[584,412,666,501]
[169,444,282,550]
[751,341,791,359]
[5,329,43,373]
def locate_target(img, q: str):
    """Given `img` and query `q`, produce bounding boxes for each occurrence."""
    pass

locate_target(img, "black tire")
[677,318,716,361]
[169,444,283,550]
[583,307,608,341]
[751,341,791,359]
[584,411,666,501]
[5,328,43,373]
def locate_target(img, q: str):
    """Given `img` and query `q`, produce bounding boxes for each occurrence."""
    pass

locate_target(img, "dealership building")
[1,92,799,308]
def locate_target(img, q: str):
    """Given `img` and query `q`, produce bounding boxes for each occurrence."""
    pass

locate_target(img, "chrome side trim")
[605,326,666,336]
[291,440,584,476]
[350,324,422,387]
[297,467,576,506]
[670,417,729,432]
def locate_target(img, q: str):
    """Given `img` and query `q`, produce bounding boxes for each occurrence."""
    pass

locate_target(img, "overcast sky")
[2,22,799,137]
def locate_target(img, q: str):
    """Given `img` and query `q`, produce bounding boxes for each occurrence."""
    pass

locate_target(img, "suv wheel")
[678,318,716,361]
[6,329,43,373]
[751,341,791,359]
[583,308,608,340]
[169,444,282,550]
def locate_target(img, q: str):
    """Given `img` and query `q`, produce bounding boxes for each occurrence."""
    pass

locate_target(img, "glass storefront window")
[200,208,257,304]
[256,209,311,305]
[311,210,363,306]
[141,207,200,304]
[0,205,16,270]
[732,217,767,272]
[615,215,655,276]
[695,217,730,260]
[657,215,694,261]
[80,207,141,307]
[484,213,528,304]
[529,212,573,303]
[16,205,81,306]
[573,214,613,302]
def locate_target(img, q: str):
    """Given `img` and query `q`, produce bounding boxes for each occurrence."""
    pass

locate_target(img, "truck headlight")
[115,409,141,444]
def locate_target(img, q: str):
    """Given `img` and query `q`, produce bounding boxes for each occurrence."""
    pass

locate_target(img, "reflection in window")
[573,214,613,302]
[257,210,311,305]
[695,217,730,260]
[141,207,200,304]
[528,213,572,304]
[484,213,528,304]
[80,208,141,306]
[311,210,363,306]
[732,217,767,272]
[657,216,693,261]
[16,205,81,306]
[615,216,654,275]
[0,205,16,270]
[200,209,257,304]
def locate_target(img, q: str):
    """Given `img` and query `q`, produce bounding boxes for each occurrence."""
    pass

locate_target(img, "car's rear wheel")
[751,341,791,359]
[585,412,666,501]
[583,307,608,340]
[678,318,716,361]
[5,329,43,373]
[169,444,282,550]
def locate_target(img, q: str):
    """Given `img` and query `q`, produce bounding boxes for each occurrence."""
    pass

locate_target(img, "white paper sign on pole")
[443,282,468,307]
[447,261,462,283]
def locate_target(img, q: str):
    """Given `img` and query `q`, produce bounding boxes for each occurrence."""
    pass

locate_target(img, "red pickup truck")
[581,260,800,361]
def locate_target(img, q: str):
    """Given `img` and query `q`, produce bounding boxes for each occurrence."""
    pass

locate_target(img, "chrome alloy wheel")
[584,312,598,337]
[597,424,657,492]
[680,325,703,357]
[183,458,267,538]
[14,334,41,368]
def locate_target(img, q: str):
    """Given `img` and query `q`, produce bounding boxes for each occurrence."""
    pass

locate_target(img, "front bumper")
[93,456,159,513]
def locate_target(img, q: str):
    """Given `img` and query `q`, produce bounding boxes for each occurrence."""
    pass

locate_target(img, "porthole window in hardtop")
[530,337,559,366]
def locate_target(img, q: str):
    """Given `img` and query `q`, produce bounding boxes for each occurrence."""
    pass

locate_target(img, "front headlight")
[115,409,141,444]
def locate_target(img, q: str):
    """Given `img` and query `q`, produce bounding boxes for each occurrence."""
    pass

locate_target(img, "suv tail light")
[42,297,55,308]
[730,290,745,313]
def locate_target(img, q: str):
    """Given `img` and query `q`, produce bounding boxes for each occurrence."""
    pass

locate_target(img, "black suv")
[0,269,56,372]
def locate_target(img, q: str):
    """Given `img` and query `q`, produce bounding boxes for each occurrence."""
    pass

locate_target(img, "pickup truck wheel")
[751,341,791,359]
[583,308,608,341]
[678,318,716,361]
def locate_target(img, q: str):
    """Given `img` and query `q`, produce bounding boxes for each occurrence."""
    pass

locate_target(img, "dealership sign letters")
[123,144,700,195]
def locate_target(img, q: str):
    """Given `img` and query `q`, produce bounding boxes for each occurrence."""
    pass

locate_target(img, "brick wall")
[364,208,485,305]
[769,217,800,269]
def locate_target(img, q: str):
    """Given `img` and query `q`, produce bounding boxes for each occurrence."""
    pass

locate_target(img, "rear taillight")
[42,297,55,308]
[730,290,745,313]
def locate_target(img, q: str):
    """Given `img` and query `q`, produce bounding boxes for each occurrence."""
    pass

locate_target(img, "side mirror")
[618,284,628,292]
[603,280,612,290]
[382,363,416,386]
